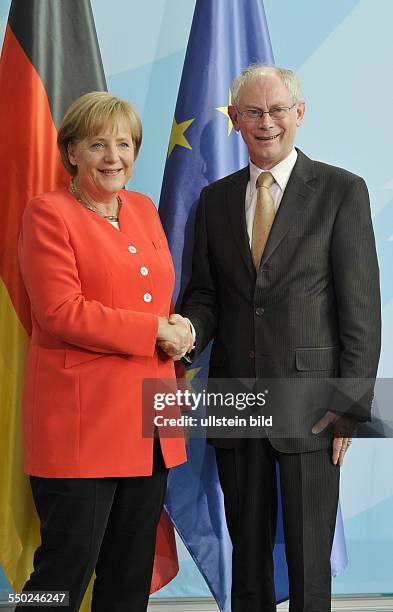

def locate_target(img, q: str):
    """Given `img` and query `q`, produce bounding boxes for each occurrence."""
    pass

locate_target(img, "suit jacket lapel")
[260,149,317,268]
[226,167,256,282]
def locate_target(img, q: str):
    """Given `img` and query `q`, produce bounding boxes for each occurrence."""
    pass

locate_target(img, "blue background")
[0,0,392,599]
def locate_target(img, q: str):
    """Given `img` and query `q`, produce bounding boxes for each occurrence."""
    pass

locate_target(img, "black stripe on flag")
[9,0,107,127]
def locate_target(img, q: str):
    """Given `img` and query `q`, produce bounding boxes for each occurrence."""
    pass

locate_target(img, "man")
[162,65,381,611]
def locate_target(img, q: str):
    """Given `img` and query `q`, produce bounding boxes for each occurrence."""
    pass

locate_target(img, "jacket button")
[140,266,149,276]
[255,307,265,316]
[128,245,137,254]
[143,293,152,303]
[248,350,255,359]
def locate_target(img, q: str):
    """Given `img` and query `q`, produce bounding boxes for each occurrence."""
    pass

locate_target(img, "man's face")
[228,72,305,169]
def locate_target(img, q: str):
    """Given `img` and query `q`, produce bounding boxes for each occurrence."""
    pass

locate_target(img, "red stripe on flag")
[0,24,69,333]
[151,509,179,592]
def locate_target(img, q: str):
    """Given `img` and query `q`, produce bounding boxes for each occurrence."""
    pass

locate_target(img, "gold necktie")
[251,171,275,271]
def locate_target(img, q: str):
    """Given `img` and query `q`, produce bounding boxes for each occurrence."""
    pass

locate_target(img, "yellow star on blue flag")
[216,90,234,135]
[167,117,194,158]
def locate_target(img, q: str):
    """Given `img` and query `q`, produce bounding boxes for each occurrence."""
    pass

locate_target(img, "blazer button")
[248,350,255,359]
[128,245,137,254]
[143,293,152,303]
[255,307,265,316]
[140,266,149,276]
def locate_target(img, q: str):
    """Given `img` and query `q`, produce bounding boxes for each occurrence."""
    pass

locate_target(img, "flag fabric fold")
[159,1,347,610]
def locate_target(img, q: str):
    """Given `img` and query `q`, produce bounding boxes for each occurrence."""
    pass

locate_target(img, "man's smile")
[255,133,282,141]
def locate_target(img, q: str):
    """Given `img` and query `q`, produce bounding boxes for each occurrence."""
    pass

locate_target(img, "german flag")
[0,0,178,606]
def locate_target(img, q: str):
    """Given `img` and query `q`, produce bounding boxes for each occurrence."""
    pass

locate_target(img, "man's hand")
[312,410,355,466]
[157,315,194,361]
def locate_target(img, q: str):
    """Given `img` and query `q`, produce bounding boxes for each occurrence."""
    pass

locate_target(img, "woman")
[17,92,191,611]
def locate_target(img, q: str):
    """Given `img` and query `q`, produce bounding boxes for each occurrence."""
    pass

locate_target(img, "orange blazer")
[19,187,186,477]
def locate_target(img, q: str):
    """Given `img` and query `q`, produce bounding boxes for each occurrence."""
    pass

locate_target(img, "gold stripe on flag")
[0,278,39,591]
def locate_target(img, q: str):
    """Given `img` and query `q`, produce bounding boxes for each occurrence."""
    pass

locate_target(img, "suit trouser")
[215,439,340,612]
[17,440,168,612]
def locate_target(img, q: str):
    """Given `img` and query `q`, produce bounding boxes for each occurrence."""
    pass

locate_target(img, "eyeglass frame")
[234,103,297,122]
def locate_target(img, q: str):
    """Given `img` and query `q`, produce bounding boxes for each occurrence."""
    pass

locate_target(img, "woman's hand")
[157,315,194,360]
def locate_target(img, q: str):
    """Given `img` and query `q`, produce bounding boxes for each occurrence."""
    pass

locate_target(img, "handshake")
[157,314,195,361]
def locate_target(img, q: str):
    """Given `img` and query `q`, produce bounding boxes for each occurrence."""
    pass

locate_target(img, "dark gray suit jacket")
[181,149,381,452]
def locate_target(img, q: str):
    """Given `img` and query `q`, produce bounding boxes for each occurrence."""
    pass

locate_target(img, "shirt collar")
[249,148,298,193]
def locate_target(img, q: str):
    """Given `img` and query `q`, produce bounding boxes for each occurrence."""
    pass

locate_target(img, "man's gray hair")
[231,64,302,107]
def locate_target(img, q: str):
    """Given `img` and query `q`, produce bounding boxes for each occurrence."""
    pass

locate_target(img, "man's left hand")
[312,410,356,466]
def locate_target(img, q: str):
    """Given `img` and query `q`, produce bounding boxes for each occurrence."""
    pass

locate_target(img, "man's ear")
[228,105,240,132]
[295,101,306,127]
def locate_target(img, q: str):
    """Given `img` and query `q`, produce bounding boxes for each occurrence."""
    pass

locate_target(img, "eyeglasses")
[236,103,296,122]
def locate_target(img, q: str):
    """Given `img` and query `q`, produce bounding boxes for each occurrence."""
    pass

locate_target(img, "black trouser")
[17,441,168,612]
[215,439,340,612]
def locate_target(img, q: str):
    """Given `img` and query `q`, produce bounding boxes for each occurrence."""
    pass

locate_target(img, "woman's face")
[68,119,135,201]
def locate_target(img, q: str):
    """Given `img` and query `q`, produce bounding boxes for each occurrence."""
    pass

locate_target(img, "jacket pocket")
[152,238,169,250]
[64,348,106,369]
[295,346,339,372]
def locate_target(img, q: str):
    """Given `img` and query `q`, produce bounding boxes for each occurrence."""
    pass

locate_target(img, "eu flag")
[159,0,274,304]
[159,1,347,609]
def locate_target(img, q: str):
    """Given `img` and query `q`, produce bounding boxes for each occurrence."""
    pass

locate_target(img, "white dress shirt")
[245,148,298,245]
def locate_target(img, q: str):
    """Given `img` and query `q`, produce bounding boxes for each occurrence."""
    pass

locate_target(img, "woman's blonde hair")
[57,91,142,176]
